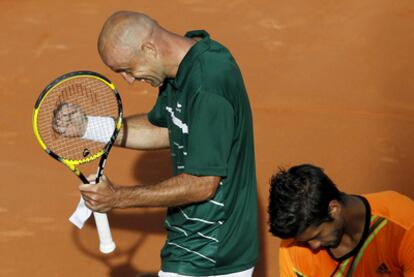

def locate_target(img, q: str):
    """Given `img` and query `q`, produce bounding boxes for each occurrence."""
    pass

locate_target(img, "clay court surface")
[1,1,413,276]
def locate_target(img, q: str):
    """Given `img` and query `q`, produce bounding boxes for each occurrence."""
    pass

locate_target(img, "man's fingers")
[52,115,69,134]
[83,195,109,213]
[80,183,97,192]
[79,174,114,213]
[86,174,96,182]
[60,102,81,114]
[81,192,100,207]
[83,197,97,210]
[52,102,87,137]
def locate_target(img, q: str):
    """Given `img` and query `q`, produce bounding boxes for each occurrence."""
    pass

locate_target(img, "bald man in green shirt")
[56,11,259,276]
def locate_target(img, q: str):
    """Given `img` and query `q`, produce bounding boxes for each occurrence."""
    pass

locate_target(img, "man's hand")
[80,175,120,213]
[52,102,88,137]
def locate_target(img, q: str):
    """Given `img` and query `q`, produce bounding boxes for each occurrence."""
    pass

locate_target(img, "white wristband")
[82,116,115,143]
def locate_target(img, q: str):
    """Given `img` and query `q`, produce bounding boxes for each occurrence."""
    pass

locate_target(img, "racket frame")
[32,70,123,253]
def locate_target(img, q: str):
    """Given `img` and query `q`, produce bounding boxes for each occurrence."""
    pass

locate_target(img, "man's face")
[295,217,345,251]
[102,44,166,88]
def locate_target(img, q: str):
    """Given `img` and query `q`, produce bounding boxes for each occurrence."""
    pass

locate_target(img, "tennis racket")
[32,70,122,254]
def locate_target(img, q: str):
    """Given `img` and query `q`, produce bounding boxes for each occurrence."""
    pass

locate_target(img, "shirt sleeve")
[184,92,234,177]
[399,225,414,276]
[147,91,168,128]
[279,240,304,277]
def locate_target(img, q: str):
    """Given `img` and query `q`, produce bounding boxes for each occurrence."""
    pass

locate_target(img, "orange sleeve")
[399,225,414,276]
[279,240,301,277]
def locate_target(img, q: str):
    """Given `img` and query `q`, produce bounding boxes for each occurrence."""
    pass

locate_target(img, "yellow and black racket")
[33,71,122,253]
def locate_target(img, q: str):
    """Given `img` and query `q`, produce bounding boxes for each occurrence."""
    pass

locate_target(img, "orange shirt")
[279,191,414,277]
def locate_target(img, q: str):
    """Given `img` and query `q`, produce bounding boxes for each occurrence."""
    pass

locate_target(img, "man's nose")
[120,72,135,84]
[308,240,321,250]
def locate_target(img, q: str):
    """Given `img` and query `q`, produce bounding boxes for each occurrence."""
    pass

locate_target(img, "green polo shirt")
[148,30,259,275]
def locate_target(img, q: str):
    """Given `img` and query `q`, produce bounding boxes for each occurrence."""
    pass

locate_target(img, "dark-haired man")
[268,164,414,276]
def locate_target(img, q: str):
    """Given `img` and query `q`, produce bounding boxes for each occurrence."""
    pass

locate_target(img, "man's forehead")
[101,44,135,68]
[295,225,321,242]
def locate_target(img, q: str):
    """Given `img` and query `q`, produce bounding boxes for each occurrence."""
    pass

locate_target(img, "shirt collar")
[167,30,211,89]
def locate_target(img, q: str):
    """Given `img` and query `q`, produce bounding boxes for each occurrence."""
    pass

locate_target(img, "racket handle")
[93,212,116,254]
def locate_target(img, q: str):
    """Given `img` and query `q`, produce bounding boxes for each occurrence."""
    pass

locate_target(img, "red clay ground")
[0,1,413,276]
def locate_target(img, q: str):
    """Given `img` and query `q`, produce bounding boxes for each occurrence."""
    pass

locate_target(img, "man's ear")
[141,41,157,58]
[328,199,342,219]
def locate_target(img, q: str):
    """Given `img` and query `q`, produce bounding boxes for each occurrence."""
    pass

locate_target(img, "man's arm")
[115,113,169,150]
[50,105,169,150]
[80,173,220,212]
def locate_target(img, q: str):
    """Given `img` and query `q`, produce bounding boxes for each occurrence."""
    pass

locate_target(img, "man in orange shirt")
[268,164,414,276]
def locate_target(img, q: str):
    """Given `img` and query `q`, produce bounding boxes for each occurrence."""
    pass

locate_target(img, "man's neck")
[330,195,367,258]
[158,30,197,78]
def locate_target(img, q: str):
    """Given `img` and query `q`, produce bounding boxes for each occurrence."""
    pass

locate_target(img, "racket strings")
[36,77,120,161]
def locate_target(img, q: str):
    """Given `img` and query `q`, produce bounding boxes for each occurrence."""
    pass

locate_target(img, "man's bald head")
[98,11,195,81]
[98,11,158,64]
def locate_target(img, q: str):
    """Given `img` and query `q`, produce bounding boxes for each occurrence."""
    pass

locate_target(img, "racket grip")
[93,212,116,254]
